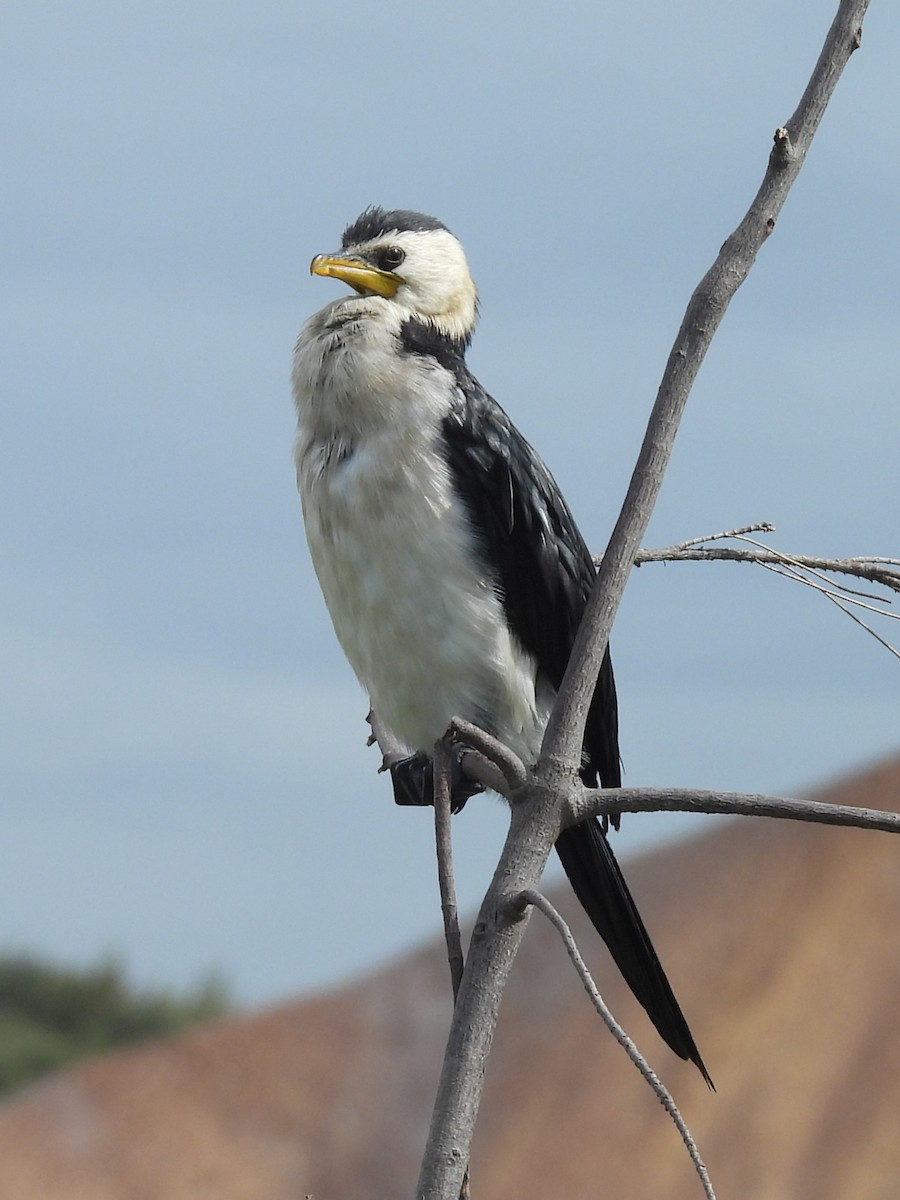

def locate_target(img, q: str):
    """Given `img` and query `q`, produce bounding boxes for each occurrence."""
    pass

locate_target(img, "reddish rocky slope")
[0,757,898,1199]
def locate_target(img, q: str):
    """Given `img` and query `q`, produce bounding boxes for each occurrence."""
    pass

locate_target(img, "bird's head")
[310,207,478,345]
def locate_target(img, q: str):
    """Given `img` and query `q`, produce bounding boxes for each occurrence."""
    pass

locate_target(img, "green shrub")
[0,955,229,1097]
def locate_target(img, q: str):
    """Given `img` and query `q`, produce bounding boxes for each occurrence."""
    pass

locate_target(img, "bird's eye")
[377,245,405,271]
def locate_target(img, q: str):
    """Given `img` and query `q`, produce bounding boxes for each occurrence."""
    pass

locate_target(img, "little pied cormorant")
[292,207,710,1085]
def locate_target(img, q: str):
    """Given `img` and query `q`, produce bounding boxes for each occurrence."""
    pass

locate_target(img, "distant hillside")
[0,756,897,1199]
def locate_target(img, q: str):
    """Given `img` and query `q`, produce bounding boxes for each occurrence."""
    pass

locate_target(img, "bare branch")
[515,889,717,1200]
[542,0,872,774]
[818,593,900,661]
[417,7,873,1195]
[432,741,466,1001]
[565,786,900,835]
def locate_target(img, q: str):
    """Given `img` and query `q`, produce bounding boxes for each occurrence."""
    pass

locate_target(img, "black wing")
[440,367,620,789]
[439,366,711,1084]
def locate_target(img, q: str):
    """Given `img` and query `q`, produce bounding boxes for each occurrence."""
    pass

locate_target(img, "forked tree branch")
[416,5,873,1197]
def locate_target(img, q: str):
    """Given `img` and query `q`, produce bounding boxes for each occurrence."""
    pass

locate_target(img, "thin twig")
[731,533,899,602]
[432,741,466,1001]
[367,714,470,1000]
[753,560,900,657]
[728,534,900,659]
[821,593,900,661]
[626,528,900,658]
[753,557,891,614]
[758,560,892,606]
[432,741,472,1200]
[515,890,717,1200]
[673,522,776,549]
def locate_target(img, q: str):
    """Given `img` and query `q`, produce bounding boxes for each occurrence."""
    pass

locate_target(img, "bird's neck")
[292,303,461,448]
[399,316,471,380]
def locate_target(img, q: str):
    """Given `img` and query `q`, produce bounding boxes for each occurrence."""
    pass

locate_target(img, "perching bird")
[292,207,710,1085]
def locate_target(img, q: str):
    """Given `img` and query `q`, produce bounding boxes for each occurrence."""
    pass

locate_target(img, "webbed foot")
[389,749,483,814]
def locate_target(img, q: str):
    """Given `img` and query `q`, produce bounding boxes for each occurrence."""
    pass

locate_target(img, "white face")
[348,227,478,342]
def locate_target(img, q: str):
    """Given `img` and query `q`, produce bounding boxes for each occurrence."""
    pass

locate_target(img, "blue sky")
[2,1,897,1006]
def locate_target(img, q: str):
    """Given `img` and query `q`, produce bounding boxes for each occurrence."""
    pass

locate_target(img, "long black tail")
[554,818,713,1088]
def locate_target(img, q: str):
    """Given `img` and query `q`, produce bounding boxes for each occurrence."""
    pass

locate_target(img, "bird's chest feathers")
[293,307,542,753]
[294,323,464,590]
[301,426,462,611]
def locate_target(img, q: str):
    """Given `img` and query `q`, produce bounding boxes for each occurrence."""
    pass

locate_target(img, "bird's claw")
[389,749,483,814]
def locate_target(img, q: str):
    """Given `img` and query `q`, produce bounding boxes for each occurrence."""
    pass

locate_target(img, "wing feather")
[441,370,620,788]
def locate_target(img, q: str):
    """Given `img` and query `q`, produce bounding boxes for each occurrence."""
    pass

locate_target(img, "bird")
[292,206,711,1086]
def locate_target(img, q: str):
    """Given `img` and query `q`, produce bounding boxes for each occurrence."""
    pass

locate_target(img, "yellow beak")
[309,254,401,298]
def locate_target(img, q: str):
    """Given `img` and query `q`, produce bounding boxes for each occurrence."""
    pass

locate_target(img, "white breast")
[292,299,544,762]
